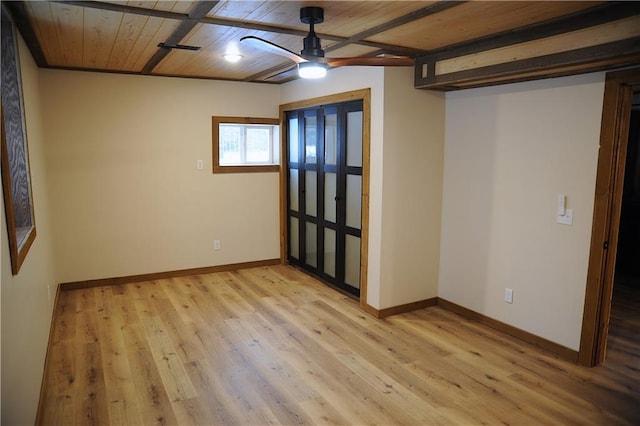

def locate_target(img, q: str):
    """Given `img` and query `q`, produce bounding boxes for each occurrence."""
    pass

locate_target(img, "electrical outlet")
[504,288,513,304]
[214,240,221,250]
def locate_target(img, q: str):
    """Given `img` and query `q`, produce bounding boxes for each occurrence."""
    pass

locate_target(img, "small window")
[1,5,37,275]
[212,116,280,173]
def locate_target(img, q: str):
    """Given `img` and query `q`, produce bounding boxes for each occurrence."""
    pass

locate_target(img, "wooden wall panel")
[436,16,640,76]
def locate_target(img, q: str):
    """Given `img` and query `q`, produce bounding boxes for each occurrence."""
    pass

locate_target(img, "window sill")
[213,165,280,174]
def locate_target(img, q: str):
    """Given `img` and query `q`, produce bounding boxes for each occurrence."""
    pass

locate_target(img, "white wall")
[440,73,605,350]
[1,35,58,425]
[39,70,282,283]
[380,68,444,307]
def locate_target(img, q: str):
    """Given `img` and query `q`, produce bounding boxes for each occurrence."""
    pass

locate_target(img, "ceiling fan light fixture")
[298,62,327,79]
[223,53,243,63]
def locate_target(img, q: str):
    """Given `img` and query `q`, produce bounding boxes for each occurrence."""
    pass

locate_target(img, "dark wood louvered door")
[286,100,363,297]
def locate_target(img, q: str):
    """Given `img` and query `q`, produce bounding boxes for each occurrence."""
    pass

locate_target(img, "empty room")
[1,1,639,424]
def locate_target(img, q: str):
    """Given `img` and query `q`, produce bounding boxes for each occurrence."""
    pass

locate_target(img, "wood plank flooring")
[607,277,640,380]
[38,265,640,425]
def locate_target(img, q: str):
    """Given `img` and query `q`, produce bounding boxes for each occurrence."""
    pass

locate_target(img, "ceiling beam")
[141,1,219,75]
[3,1,47,67]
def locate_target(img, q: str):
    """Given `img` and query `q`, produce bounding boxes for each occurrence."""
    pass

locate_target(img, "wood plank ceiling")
[5,0,640,90]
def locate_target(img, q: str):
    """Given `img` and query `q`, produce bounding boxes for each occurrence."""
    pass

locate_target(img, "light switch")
[557,194,566,216]
[557,208,574,225]
[196,159,204,170]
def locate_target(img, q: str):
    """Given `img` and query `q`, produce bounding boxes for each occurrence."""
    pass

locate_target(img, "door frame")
[579,68,640,366]
[279,88,371,310]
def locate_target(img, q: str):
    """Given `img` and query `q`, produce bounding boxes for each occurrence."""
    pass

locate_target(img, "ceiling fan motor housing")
[300,7,325,58]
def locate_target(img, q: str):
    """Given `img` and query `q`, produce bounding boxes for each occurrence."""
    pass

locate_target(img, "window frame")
[1,4,37,275]
[212,116,280,174]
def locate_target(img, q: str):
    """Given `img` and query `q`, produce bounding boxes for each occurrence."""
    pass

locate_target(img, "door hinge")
[603,241,609,250]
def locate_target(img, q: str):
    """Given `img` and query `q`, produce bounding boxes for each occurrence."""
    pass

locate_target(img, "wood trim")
[366,298,439,319]
[2,1,47,67]
[438,298,579,363]
[35,283,60,425]
[362,303,380,318]
[416,38,640,90]
[59,258,281,291]
[0,13,38,275]
[278,110,288,264]
[359,91,371,314]
[279,89,372,113]
[278,88,371,310]
[579,67,640,366]
[438,58,640,91]
[212,165,279,174]
[1,109,37,274]
[211,116,280,174]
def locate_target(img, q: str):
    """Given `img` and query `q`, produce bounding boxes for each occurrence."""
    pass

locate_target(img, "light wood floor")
[39,265,640,425]
[607,276,640,381]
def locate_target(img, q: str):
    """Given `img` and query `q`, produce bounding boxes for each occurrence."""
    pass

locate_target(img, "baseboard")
[59,258,281,291]
[365,297,439,319]
[35,282,61,425]
[437,298,579,363]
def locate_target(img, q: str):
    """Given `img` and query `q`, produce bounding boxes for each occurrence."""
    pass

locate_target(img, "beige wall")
[281,67,445,309]
[1,35,58,425]
[380,68,444,307]
[440,73,605,350]
[39,70,281,283]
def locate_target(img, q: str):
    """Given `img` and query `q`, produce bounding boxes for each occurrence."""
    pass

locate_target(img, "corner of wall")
[439,73,606,350]
[378,67,445,309]
[1,33,58,425]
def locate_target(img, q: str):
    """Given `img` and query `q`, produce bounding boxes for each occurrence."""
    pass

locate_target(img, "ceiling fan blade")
[240,36,307,64]
[265,66,299,82]
[325,56,414,67]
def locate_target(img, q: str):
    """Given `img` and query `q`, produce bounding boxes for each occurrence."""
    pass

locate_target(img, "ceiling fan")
[240,6,414,79]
